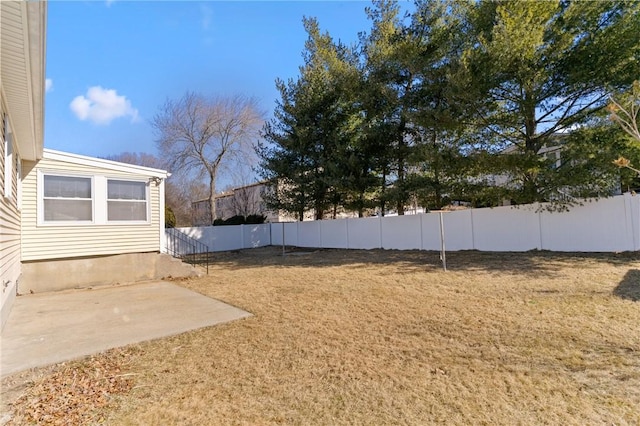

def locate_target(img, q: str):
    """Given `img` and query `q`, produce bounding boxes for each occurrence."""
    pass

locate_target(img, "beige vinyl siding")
[21,156,162,261]
[1,100,22,311]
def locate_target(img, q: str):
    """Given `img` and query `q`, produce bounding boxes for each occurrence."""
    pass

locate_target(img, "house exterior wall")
[0,99,21,328]
[215,193,237,220]
[1,0,47,328]
[191,197,212,226]
[21,154,163,261]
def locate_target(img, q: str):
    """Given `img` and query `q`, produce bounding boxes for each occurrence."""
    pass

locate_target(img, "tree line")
[258,0,640,220]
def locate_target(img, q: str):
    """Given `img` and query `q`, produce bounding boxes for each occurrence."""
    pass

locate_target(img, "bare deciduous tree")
[152,92,264,223]
[105,152,164,169]
[609,80,640,144]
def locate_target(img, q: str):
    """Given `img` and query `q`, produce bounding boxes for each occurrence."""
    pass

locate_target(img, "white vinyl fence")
[173,193,640,253]
[175,223,272,252]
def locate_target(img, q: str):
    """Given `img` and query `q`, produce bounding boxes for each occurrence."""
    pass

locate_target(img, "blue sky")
[44,1,383,160]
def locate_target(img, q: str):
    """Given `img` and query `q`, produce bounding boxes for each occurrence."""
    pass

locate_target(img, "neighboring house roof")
[499,133,567,155]
[43,149,170,179]
[230,180,269,190]
[1,1,47,161]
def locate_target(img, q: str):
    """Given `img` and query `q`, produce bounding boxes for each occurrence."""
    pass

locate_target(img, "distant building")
[192,181,281,225]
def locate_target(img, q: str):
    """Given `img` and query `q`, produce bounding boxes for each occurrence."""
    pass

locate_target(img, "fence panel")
[242,224,271,249]
[629,193,640,251]
[540,196,633,252]
[320,219,349,249]
[283,222,299,246]
[175,194,639,254]
[178,226,213,248]
[443,210,474,251]
[347,217,381,249]
[271,223,283,246]
[213,226,244,251]
[298,221,321,248]
[178,226,243,252]
[472,204,541,251]
[381,215,422,250]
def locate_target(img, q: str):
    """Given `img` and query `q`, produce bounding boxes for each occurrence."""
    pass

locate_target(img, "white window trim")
[38,170,95,226]
[3,115,13,200]
[37,171,152,226]
[106,177,151,225]
[16,156,22,210]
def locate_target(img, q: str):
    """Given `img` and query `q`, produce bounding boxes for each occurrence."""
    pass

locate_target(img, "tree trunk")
[522,87,540,203]
[396,118,407,215]
[208,172,216,224]
[432,132,442,210]
[396,142,406,214]
[380,168,387,217]
[315,203,324,220]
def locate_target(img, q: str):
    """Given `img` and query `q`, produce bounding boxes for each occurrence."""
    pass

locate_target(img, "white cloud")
[45,78,53,92]
[70,86,139,125]
[201,4,212,30]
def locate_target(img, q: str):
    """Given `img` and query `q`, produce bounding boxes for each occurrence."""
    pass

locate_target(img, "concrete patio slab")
[0,281,251,377]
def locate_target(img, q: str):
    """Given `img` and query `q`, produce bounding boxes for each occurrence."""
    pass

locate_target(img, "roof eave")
[1,1,46,162]
[43,149,170,179]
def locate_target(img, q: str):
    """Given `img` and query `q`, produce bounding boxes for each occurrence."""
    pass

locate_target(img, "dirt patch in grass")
[3,247,640,424]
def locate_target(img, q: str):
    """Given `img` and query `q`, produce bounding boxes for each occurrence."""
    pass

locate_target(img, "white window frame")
[37,171,152,226]
[16,155,22,210]
[38,171,95,225]
[106,178,150,224]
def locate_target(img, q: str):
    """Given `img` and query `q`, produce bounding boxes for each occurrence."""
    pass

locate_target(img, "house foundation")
[20,252,200,294]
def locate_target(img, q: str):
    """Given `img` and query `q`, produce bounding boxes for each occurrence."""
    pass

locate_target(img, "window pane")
[108,180,146,200]
[44,199,92,221]
[44,175,91,198]
[108,201,147,221]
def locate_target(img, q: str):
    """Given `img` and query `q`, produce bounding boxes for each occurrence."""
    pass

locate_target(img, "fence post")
[470,209,476,250]
[420,213,424,250]
[623,193,638,251]
[439,212,447,271]
[346,218,350,249]
[537,204,544,250]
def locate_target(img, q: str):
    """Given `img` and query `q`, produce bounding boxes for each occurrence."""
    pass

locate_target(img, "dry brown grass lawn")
[4,247,640,425]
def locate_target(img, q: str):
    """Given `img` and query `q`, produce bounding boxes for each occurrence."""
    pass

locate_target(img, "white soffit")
[1,1,46,162]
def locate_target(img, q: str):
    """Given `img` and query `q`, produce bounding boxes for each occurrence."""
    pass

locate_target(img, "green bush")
[213,215,245,226]
[212,214,266,226]
[245,214,266,224]
[165,206,176,228]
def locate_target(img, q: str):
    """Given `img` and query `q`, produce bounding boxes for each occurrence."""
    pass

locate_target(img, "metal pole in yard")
[282,222,286,257]
[439,211,447,272]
